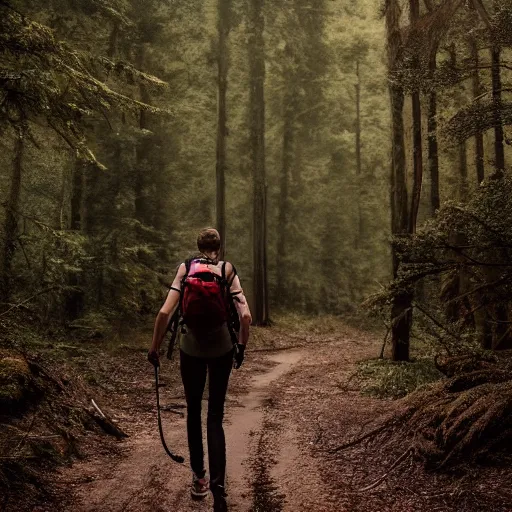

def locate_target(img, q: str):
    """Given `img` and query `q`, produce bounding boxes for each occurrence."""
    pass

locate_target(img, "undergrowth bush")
[357,357,443,399]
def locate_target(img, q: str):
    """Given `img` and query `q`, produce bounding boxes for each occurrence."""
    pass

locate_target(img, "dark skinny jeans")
[180,348,233,490]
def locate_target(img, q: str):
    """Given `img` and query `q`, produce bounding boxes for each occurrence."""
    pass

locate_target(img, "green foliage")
[369,174,512,353]
[1,0,392,336]
[357,357,443,398]
[0,1,166,161]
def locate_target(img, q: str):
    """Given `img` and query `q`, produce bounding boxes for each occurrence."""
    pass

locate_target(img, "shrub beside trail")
[0,347,123,511]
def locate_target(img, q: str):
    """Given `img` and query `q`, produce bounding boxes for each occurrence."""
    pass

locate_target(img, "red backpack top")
[181,258,230,331]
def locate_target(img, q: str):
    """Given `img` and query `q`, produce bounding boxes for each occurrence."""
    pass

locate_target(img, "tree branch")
[0,286,59,317]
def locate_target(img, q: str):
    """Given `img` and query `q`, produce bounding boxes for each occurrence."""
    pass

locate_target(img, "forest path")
[63,327,384,512]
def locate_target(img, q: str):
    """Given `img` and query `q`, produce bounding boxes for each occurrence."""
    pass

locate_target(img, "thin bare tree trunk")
[408,0,423,234]
[135,45,152,224]
[491,45,505,173]
[216,0,231,258]
[276,92,294,300]
[459,142,468,200]
[470,38,485,184]
[427,54,440,215]
[355,59,363,247]
[249,0,268,325]
[1,129,24,303]
[387,0,411,361]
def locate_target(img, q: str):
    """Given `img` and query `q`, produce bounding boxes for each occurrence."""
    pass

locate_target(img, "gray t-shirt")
[180,323,233,358]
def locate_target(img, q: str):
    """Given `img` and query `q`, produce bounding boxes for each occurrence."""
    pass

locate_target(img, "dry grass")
[356,357,443,399]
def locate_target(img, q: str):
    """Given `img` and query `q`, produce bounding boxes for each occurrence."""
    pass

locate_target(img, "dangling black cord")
[154,363,185,464]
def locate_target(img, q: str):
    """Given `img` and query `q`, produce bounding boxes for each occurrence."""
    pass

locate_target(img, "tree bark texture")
[387,0,411,361]
[249,0,269,325]
[135,44,153,225]
[276,91,294,300]
[216,0,231,258]
[408,0,423,234]
[491,45,505,172]
[355,59,363,247]
[1,129,24,303]
[459,142,468,200]
[70,160,89,232]
[427,55,440,215]
[470,38,485,184]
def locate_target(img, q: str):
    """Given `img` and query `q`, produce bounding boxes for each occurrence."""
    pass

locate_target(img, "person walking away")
[148,228,252,512]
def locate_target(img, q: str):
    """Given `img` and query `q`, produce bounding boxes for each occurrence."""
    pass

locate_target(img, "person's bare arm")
[228,266,252,346]
[148,263,186,363]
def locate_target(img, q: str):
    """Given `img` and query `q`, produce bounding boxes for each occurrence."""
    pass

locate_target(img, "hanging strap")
[154,365,185,464]
[222,261,239,346]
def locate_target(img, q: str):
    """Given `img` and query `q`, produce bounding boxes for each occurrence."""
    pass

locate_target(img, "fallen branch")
[11,412,37,455]
[329,418,396,453]
[0,286,59,317]
[91,399,106,419]
[89,399,128,439]
[160,406,185,418]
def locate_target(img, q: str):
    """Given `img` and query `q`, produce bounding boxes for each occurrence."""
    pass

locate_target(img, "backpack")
[166,258,238,359]
[181,258,229,330]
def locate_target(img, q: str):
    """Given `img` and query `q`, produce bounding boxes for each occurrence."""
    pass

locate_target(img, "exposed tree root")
[329,417,397,453]
[334,353,512,468]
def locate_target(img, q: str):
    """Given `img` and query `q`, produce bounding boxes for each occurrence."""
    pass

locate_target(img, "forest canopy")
[0,0,391,336]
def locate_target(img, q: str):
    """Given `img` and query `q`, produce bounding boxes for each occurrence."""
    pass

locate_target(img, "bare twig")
[91,399,106,419]
[0,287,59,317]
[379,326,391,359]
[357,448,412,492]
[412,301,461,341]
[329,419,396,453]
[11,412,37,455]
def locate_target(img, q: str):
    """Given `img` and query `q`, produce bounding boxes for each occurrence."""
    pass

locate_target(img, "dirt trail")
[67,347,325,512]
[53,325,512,512]
[225,350,304,511]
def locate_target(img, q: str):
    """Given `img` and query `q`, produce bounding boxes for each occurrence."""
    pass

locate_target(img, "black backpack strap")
[166,308,181,359]
[167,261,191,357]
[221,262,237,286]
[228,264,237,286]
[221,261,240,346]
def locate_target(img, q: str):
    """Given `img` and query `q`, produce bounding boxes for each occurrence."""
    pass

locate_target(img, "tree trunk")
[459,141,468,200]
[427,55,440,215]
[1,129,24,303]
[276,91,294,300]
[135,45,152,225]
[491,45,505,173]
[70,160,88,231]
[470,38,485,184]
[216,0,231,258]
[355,59,363,247]
[389,82,411,362]
[409,90,423,233]
[387,0,411,361]
[409,0,423,234]
[67,159,88,319]
[249,0,268,325]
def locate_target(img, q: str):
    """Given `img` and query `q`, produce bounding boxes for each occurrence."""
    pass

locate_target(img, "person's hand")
[233,344,245,369]
[148,348,160,367]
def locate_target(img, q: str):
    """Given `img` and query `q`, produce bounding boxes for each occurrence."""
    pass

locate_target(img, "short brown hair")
[197,228,221,253]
